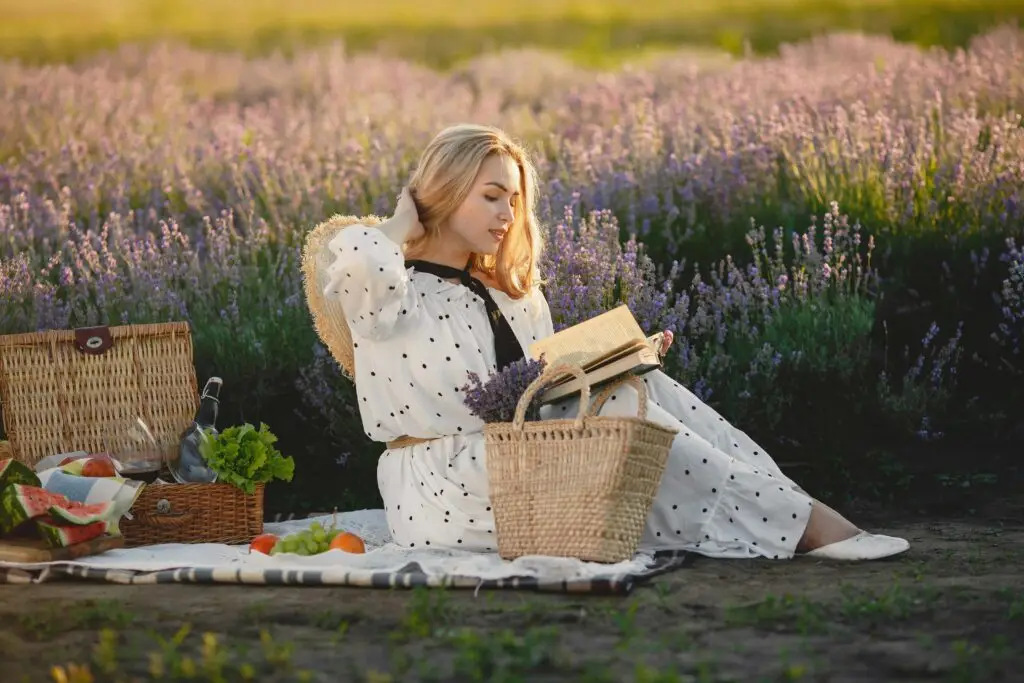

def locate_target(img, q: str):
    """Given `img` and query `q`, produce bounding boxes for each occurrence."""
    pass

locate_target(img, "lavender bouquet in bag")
[461,357,548,424]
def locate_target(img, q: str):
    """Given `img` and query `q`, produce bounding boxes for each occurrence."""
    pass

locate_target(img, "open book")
[528,305,664,404]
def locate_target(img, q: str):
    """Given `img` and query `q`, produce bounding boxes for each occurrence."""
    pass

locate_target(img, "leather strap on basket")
[73,325,114,355]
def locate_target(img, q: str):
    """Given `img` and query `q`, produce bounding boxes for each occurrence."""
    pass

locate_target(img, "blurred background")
[1,1,1022,517]
[3,0,1023,67]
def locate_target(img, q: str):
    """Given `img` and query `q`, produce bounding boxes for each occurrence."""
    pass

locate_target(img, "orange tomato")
[329,532,366,554]
[249,533,278,554]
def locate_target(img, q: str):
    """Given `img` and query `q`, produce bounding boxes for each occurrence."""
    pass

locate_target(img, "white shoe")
[804,531,909,561]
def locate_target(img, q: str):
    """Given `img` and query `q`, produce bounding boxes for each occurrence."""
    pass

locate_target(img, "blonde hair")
[403,124,543,299]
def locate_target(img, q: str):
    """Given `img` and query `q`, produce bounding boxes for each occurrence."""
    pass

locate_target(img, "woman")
[320,123,909,561]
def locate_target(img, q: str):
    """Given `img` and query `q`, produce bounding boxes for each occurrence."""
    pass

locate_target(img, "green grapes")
[269,521,343,556]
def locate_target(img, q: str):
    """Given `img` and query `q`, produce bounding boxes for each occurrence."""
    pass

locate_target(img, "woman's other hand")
[660,330,674,356]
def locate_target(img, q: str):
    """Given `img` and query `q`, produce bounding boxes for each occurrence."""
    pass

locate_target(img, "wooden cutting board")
[0,534,124,562]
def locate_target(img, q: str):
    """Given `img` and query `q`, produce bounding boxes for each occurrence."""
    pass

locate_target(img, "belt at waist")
[386,434,436,450]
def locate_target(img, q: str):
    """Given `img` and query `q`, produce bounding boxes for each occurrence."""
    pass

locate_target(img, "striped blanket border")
[0,550,692,595]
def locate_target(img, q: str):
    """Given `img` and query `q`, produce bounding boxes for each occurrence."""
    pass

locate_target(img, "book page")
[528,305,646,368]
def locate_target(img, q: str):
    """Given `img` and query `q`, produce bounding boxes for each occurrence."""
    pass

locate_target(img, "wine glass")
[106,416,164,483]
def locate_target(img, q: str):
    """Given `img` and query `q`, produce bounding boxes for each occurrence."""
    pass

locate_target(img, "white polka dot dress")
[538,376,814,559]
[325,224,815,560]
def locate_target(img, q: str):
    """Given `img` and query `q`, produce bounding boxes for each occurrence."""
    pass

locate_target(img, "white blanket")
[0,509,660,583]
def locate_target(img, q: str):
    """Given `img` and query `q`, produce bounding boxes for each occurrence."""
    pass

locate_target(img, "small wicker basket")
[0,323,264,547]
[484,362,678,563]
[124,482,265,546]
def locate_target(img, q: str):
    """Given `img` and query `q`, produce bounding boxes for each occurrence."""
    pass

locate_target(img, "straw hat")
[301,213,385,381]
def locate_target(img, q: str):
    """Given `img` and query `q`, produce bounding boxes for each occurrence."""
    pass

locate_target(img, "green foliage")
[3,0,1023,68]
[764,299,877,377]
[706,296,877,433]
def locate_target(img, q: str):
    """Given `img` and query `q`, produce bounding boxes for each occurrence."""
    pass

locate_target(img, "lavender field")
[1,26,1022,513]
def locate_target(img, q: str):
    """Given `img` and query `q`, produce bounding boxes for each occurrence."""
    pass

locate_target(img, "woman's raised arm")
[323,189,426,341]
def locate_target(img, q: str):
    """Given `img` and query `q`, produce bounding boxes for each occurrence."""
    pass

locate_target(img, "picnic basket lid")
[0,322,199,468]
[300,214,385,381]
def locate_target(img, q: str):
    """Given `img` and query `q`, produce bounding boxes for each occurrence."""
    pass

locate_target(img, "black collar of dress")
[405,259,525,372]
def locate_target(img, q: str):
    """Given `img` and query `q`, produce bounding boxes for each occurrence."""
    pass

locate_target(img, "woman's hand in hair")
[380,186,426,245]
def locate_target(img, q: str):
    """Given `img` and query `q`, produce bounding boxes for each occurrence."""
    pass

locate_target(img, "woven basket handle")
[587,373,650,419]
[512,362,590,430]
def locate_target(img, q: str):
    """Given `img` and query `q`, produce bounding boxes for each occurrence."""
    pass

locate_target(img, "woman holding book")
[314,123,909,562]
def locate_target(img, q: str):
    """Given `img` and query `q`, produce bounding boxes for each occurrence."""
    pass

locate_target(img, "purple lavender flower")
[0,27,1019,457]
[994,238,1024,360]
[460,356,549,424]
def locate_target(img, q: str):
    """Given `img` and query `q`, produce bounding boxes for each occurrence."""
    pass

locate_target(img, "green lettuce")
[198,422,295,494]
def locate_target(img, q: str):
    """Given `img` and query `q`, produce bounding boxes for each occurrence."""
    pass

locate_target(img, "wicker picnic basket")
[0,322,264,547]
[484,362,678,563]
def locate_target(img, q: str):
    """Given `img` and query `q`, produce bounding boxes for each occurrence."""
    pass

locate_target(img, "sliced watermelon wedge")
[35,516,113,548]
[47,501,117,525]
[0,484,72,535]
[48,502,121,536]
[0,458,41,489]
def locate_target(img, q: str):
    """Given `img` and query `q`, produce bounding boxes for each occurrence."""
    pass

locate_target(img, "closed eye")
[485,181,520,200]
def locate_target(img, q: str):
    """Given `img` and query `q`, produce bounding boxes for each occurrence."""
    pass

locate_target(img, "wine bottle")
[194,377,222,433]
[169,377,223,484]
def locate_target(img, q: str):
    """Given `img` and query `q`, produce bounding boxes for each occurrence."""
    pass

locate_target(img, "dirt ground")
[1,500,1023,683]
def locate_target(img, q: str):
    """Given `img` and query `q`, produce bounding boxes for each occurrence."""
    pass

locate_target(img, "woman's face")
[443,153,520,258]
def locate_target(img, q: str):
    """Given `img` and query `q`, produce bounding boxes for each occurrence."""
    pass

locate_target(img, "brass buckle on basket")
[73,325,114,355]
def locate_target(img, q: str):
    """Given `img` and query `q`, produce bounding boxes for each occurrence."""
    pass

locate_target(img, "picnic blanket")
[0,509,692,594]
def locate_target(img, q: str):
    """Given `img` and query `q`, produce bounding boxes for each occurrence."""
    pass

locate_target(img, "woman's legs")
[797,497,909,559]
[795,500,861,553]
[553,371,908,560]
[638,371,872,554]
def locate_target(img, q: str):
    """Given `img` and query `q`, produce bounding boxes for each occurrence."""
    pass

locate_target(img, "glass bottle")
[168,377,222,484]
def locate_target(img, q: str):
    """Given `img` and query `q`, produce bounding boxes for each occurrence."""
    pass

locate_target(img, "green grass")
[2,0,1023,68]
[36,579,1023,683]
[15,600,135,641]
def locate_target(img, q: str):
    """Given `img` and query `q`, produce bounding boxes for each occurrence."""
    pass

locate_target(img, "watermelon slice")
[35,517,113,548]
[48,501,117,525]
[48,502,121,536]
[0,458,41,489]
[0,483,72,535]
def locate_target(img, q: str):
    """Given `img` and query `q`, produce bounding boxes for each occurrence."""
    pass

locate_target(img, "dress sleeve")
[323,225,418,340]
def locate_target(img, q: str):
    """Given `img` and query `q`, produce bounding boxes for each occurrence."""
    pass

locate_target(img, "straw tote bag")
[484,362,678,563]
